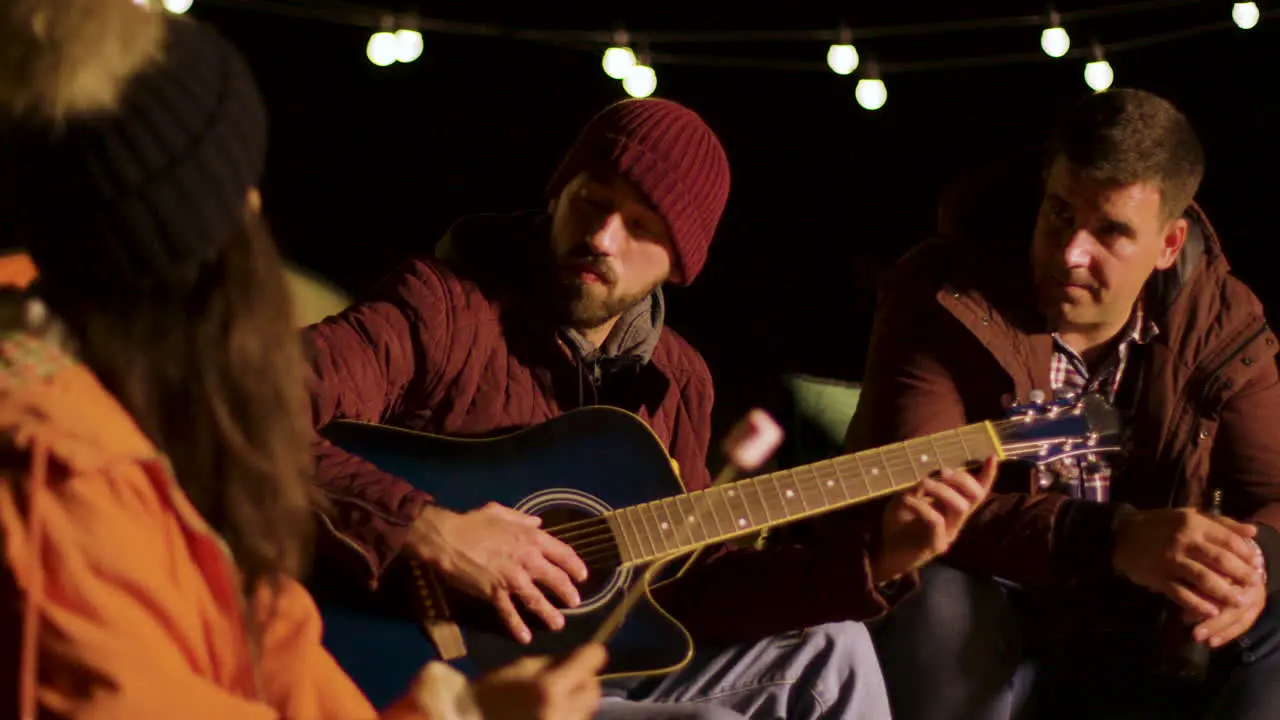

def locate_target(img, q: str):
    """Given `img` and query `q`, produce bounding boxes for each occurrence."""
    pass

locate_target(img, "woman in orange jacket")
[0,2,603,718]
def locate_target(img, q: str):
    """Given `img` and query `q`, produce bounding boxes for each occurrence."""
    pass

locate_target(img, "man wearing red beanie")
[303,97,992,718]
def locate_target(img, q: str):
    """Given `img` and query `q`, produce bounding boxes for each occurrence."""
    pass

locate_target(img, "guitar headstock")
[995,392,1122,466]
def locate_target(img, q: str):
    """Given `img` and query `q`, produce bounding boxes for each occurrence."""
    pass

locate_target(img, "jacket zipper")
[1164,322,1270,508]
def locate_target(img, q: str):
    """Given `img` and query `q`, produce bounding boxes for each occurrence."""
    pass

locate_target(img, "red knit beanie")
[547,98,730,285]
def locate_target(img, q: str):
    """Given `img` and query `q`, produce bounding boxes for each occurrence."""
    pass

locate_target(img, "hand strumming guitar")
[870,457,999,584]
[1113,508,1266,646]
[409,502,589,644]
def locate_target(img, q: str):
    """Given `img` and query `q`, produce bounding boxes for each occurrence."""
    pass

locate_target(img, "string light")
[1084,44,1114,92]
[395,29,424,63]
[1040,9,1070,58]
[162,0,193,13]
[367,31,397,66]
[826,25,859,75]
[623,54,657,98]
[603,31,638,79]
[1233,2,1261,29]
[195,0,1272,102]
[855,61,886,111]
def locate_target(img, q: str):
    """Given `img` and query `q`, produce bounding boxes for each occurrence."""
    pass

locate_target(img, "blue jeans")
[595,621,890,719]
[870,563,1280,720]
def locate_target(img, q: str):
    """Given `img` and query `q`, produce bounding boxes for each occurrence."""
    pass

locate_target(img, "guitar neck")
[605,421,1003,566]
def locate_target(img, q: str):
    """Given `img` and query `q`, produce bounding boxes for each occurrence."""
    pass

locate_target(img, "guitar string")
[542,428,1000,538]
[541,415,1086,541]
[547,431,1009,561]
[549,433,1089,565]
[550,432,992,559]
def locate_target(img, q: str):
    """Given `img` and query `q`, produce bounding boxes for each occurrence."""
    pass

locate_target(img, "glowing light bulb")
[603,46,637,79]
[394,29,423,63]
[855,78,887,110]
[1233,2,1260,30]
[367,31,398,67]
[1084,59,1114,91]
[827,44,859,75]
[1041,26,1070,58]
[622,64,657,98]
[162,0,192,13]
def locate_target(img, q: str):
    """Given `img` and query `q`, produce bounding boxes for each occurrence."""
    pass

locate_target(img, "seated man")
[306,96,998,718]
[850,88,1280,720]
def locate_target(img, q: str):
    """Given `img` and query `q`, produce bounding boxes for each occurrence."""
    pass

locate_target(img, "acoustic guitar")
[311,393,1121,709]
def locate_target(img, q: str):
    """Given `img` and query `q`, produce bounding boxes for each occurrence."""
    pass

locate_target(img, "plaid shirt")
[1038,304,1158,503]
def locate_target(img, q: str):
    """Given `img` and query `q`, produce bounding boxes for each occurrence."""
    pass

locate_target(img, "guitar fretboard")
[605,422,1000,566]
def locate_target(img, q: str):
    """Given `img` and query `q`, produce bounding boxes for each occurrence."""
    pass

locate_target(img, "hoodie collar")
[560,288,665,366]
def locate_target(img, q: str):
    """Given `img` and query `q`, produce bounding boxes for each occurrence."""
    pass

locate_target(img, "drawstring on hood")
[560,288,665,408]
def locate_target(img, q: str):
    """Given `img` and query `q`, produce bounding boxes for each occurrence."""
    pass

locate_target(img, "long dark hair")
[44,206,317,601]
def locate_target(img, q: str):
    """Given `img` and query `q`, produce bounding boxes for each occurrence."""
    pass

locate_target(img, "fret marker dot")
[660,521,670,531]
[737,518,747,528]
[687,515,696,524]
[826,480,835,487]
[921,454,929,462]
[871,468,880,475]
[785,489,795,499]
[727,489,736,497]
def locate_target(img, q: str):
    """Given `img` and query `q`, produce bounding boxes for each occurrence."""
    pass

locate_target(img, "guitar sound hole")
[539,506,619,607]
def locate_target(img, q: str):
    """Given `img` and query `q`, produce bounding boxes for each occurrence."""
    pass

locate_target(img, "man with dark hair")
[849,88,1280,719]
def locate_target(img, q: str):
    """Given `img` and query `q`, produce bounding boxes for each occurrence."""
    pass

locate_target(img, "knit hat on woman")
[547,98,730,285]
[0,2,267,296]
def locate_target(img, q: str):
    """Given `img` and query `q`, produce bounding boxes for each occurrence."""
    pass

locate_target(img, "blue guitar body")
[309,407,695,710]
[310,395,1122,709]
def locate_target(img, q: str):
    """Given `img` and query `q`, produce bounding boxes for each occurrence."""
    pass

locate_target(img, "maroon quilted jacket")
[305,212,901,642]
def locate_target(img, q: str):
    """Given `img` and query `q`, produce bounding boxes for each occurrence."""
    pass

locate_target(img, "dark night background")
[193,0,1278,445]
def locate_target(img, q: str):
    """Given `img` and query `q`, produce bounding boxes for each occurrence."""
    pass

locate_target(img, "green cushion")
[779,374,861,465]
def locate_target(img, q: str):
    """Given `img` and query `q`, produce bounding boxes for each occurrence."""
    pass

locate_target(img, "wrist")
[410,505,456,564]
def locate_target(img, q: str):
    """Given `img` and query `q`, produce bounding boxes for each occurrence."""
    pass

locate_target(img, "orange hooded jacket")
[0,275,458,718]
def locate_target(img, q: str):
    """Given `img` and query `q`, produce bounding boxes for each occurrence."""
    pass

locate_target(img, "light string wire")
[190,0,1275,76]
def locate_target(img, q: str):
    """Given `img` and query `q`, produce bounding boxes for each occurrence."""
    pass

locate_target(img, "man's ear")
[1154,216,1188,271]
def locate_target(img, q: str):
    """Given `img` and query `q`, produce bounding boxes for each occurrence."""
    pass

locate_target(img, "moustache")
[561,253,617,285]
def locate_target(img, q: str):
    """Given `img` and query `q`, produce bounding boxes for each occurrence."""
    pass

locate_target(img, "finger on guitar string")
[512,575,566,631]
[527,555,581,608]
[918,477,971,525]
[494,591,533,645]
[537,528,590,583]
[937,465,988,504]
